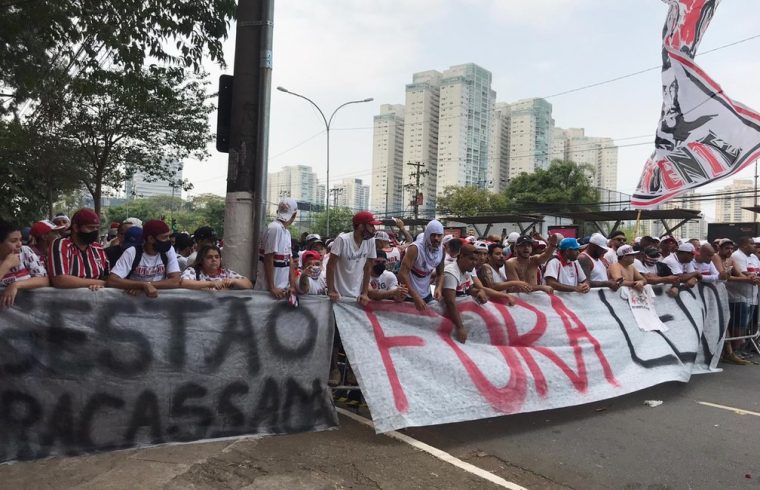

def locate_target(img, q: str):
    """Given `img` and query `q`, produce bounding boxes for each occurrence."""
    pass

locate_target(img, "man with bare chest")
[505,234,558,294]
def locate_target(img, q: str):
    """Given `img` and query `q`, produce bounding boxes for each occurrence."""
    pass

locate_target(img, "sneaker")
[722,352,751,365]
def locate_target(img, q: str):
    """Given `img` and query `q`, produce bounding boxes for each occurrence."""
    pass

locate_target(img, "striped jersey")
[47,237,109,280]
[1,246,47,287]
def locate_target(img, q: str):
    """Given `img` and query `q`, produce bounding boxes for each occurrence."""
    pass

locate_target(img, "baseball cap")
[644,246,662,258]
[352,211,381,227]
[661,235,678,244]
[474,240,489,252]
[30,220,65,238]
[442,234,454,246]
[305,233,322,244]
[123,226,143,248]
[143,219,170,238]
[534,240,547,250]
[589,233,609,250]
[124,217,143,227]
[465,236,476,244]
[193,226,217,242]
[276,198,298,222]
[516,235,534,246]
[71,208,100,227]
[506,232,520,244]
[301,250,322,264]
[559,237,580,250]
[616,244,638,257]
[718,238,735,247]
[677,242,696,253]
[52,213,70,226]
[374,230,390,242]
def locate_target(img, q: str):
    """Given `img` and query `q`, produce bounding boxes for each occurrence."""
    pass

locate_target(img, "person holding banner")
[579,233,621,291]
[608,245,646,292]
[47,208,110,290]
[504,235,557,293]
[661,242,702,297]
[0,219,49,306]
[180,245,253,290]
[397,219,445,310]
[255,198,298,299]
[478,242,532,293]
[442,244,489,343]
[543,238,590,293]
[326,210,379,305]
[368,250,407,302]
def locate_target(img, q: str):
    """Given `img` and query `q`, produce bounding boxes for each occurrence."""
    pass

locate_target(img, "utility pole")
[404,161,428,220]
[222,0,274,279]
[329,187,344,207]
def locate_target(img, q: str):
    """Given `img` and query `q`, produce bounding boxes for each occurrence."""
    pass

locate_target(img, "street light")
[277,86,373,237]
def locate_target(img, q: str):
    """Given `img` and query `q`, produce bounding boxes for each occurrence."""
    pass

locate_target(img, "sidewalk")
[0,413,505,490]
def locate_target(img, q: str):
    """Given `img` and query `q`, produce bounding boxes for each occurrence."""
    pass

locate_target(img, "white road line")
[336,407,528,490]
[697,401,760,417]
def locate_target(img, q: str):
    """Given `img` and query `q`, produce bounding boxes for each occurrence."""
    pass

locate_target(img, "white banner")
[334,283,728,433]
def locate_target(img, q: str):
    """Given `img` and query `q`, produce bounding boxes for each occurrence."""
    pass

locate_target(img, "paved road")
[404,363,760,489]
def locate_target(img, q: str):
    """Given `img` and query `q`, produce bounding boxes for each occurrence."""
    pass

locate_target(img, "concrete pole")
[223,0,274,279]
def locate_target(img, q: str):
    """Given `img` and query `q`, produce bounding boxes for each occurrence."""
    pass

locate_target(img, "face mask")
[79,230,99,245]
[155,239,172,254]
[308,266,322,279]
[372,264,386,276]
[644,257,658,265]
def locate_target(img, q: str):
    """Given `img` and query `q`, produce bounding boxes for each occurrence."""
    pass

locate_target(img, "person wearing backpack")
[107,219,180,297]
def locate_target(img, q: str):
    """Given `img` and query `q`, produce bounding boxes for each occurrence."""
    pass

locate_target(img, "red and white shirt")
[1,246,47,287]
[443,262,474,296]
[47,238,109,280]
[254,220,292,291]
[181,267,244,282]
[543,256,586,287]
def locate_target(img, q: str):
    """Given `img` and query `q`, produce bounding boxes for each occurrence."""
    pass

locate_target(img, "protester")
[504,231,520,257]
[48,208,110,289]
[255,198,298,299]
[443,235,461,265]
[52,213,71,237]
[326,210,379,305]
[543,237,590,293]
[579,233,620,290]
[694,244,721,282]
[394,219,443,309]
[724,237,760,364]
[441,244,489,343]
[660,236,678,258]
[105,221,135,268]
[29,219,65,264]
[473,240,489,271]
[173,233,195,272]
[188,226,217,265]
[106,222,120,245]
[717,238,735,277]
[0,219,49,306]
[368,250,407,301]
[634,246,679,286]
[108,219,181,297]
[478,242,533,293]
[607,245,646,292]
[180,245,253,290]
[661,242,702,297]
[297,250,327,295]
[603,230,626,264]
[504,235,557,293]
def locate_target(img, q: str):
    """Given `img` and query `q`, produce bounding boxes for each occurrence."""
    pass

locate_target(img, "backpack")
[128,246,169,279]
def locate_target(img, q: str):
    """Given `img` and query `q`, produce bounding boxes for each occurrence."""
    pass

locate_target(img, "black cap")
[644,246,661,258]
[515,235,534,246]
[193,226,216,242]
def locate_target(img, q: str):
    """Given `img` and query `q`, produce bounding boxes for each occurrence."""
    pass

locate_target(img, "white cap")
[124,217,143,227]
[305,233,322,243]
[677,242,695,253]
[589,233,609,250]
[465,236,476,244]
[474,240,489,252]
[616,244,638,257]
[442,234,454,245]
[507,232,520,243]
[753,236,760,245]
[374,230,390,242]
[276,198,298,222]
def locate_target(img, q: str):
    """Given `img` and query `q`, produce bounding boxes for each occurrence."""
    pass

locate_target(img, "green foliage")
[309,207,355,239]
[504,160,599,211]
[436,185,507,217]
[105,194,225,236]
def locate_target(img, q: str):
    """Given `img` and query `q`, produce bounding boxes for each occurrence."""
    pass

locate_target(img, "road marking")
[697,401,760,417]
[336,408,527,490]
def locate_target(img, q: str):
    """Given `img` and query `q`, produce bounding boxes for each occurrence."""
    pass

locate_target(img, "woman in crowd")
[0,219,49,306]
[179,244,253,290]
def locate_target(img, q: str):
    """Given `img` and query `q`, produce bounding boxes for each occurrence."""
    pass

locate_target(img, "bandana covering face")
[413,220,444,270]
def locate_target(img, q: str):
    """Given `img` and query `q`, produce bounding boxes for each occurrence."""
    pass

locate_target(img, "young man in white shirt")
[442,244,489,344]
[108,219,181,297]
[255,197,298,298]
[694,243,721,282]
[543,238,590,293]
[326,210,379,306]
[661,242,701,297]
[369,250,407,301]
[603,230,627,265]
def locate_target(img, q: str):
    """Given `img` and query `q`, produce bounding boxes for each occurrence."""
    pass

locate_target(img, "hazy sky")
[185,0,760,217]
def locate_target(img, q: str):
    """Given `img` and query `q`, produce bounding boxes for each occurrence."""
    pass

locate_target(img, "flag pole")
[633,209,642,238]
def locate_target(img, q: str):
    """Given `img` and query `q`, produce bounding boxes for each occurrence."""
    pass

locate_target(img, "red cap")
[109,222,120,229]
[302,250,322,264]
[30,220,64,238]
[71,208,100,227]
[143,219,170,238]
[352,211,381,227]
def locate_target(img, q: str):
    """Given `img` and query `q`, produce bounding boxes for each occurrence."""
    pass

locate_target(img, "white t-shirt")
[181,267,243,282]
[694,261,719,282]
[727,250,759,304]
[384,247,402,274]
[442,262,474,295]
[330,233,376,297]
[634,259,658,276]
[543,256,586,287]
[603,249,618,265]
[111,246,180,282]
[661,254,695,275]
[370,270,398,291]
[302,272,327,295]
[255,220,292,291]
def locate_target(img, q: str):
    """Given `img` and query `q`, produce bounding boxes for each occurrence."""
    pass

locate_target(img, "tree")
[436,185,507,217]
[56,67,212,216]
[504,160,599,212]
[105,194,225,235]
[309,207,355,239]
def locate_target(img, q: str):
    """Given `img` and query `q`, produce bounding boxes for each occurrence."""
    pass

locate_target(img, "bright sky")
[184,0,760,219]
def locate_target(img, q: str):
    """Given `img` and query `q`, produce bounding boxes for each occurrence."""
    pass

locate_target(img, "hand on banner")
[632,280,646,292]
[412,295,428,311]
[269,287,288,299]
[536,284,554,295]
[433,287,442,302]
[328,290,340,302]
[143,282,158,298]
[455,325,468,343]
[88,281,105,291]
[392,285,408,302]
[607,278,623,292]
[575,283,590,294]
[357,293,370,306]
[0,282,17,307]
[474,289,488,304]
[667,285,680,298]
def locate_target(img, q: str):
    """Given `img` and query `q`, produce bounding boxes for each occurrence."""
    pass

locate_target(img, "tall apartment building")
[715,179,756,222]
[660,190,707,239]
[552,127,618,191]
[436,63,496,192]
[125,160,183,199]
[371,104,405,216]
[488,102,511,193]
[332,178,369,211]
[507,98,554,180]
[267,165,320,215]
[402,70,441,218]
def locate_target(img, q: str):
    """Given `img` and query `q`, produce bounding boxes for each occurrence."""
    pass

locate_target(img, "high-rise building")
[402,70,441,218]
[659,190,707,239]
[715,179,755,222]
[125,160,183,199]
[267,165,320,214]
[488,102,511,193]
[332,178,369,211]
[553,128,618,191]
[507,98,554,180]
[436,63,496,192]
[371,104,405,216]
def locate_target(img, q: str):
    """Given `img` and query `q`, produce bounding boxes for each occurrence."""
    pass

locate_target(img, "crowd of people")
[2,198,758,371]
